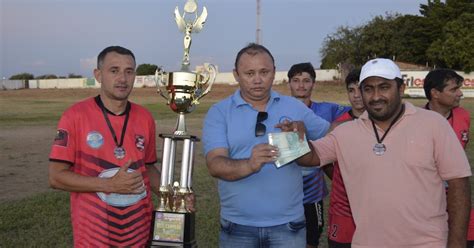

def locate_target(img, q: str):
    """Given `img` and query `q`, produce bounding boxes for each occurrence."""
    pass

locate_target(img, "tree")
[136,64,159,76]
[388,15,431,65]
[427,13,474,72]
[420,0,474,70]
[9,73,34,80]
[319,0,474,71]
[359,14,399,60]
[67,73,83,78]
[319,26,363,69]
[35,74,58,79]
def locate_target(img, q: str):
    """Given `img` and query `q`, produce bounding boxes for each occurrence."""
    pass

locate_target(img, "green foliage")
[359,14,399,59]
[389,15,431,65]
[9,73,34,80]
[320,26,364,69]
[320,0,474,71]
[67,73,83,78]
[136,63,159,76]
[427,13,474,72]
[36,74,58,79]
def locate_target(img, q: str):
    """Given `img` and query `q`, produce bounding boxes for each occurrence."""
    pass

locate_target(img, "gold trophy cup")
[150,1,216,247]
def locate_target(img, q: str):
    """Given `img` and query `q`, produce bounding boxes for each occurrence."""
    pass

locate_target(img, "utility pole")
[256,0,261,44]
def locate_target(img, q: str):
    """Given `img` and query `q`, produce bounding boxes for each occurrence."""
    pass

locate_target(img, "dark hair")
[97,46,136,69]
[395,78,404,88]
[287,63,316,82]
[345,69,360,89]
[423,69,464,100]
[234,43,275,70]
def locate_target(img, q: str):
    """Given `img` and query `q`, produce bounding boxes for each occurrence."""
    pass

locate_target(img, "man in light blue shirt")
[203,43,329,247]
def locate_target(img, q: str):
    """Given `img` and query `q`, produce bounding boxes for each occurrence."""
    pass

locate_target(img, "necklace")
[370,104,405,156]
[98,97,131,159]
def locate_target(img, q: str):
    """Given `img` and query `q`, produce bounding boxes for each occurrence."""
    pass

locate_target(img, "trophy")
[150,0,216,247]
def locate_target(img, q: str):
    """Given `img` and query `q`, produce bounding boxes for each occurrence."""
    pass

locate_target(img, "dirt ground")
[0,84,301,203]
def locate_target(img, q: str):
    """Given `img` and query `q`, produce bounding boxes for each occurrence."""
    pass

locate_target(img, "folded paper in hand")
[268,132,310,168]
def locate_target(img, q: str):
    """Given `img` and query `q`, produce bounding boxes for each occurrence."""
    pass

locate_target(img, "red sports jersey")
[449,106,470,149]
[49,96,157,247]
[328,111,356,243]
[469,209,474,240]
[450,107,474,241]
[424,104,470,148]
[425,104,473,240]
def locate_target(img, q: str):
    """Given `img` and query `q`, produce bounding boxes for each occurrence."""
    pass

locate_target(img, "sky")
[1,0,427,78]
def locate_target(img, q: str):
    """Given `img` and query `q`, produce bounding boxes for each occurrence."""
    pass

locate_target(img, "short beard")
[367,98,402,122]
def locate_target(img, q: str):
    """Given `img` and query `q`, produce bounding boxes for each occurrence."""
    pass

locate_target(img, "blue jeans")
[219,216,306,248]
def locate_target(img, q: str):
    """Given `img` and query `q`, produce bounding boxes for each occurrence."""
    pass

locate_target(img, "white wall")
[212,69,340,84]
[1,80,25,90]
[4,70,474,98]
[316,69,340,81]
[29,78,87,89]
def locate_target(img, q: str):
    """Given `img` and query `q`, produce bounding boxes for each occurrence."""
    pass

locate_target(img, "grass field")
[0,83,473,247]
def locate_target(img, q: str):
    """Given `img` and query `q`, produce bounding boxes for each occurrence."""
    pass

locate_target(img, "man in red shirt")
[423,69,469,148]
[327,69,365,248]
[48,46,161,247]
[423,69,473,247]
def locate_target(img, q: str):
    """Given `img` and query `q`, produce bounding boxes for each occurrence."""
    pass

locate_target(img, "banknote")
[268,132,310,168]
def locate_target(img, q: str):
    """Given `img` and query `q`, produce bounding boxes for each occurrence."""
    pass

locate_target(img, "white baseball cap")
[359,58,402,84]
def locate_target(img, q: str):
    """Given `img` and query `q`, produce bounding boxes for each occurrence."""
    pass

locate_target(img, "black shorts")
[328,238,351,248]
[304,200,324,246]
[467,240,474,248]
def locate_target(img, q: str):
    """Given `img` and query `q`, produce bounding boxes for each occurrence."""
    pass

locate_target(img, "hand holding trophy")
[150,0,216,247]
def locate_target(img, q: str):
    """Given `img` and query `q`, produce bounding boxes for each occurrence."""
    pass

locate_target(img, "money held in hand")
[268,132,310,168]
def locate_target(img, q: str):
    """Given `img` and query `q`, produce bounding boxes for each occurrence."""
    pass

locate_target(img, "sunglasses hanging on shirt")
[255,111,268,137]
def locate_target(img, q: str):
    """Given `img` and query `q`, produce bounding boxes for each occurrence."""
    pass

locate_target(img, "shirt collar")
[231,89,281,108]
[94,95,131,116]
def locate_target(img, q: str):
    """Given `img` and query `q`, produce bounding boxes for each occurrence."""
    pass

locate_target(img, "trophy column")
[149,134,198,248]
[150,0,216,246]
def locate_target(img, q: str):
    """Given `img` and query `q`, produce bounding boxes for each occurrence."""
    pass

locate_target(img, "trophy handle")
[194,63,217,103]
[155,68,170,103]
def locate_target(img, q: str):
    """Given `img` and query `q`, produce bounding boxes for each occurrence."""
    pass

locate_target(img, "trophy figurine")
[150,0,216,247]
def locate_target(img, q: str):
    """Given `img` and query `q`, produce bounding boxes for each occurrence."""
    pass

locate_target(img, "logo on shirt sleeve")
[461,130,469,143]
[135,135,145,151]
[54,129,68,147]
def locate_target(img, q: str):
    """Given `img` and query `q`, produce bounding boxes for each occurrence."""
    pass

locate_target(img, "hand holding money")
[268,132,310,168]
[275,120,307,141]
[248,143,279,173]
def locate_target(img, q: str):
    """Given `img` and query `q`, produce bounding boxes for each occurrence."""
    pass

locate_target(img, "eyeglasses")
[255,111,268,137]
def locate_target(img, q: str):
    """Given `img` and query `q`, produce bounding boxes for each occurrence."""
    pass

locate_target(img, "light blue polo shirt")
[203,89,329,227]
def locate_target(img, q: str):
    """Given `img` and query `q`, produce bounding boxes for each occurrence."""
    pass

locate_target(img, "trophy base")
[149,211,196,248]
